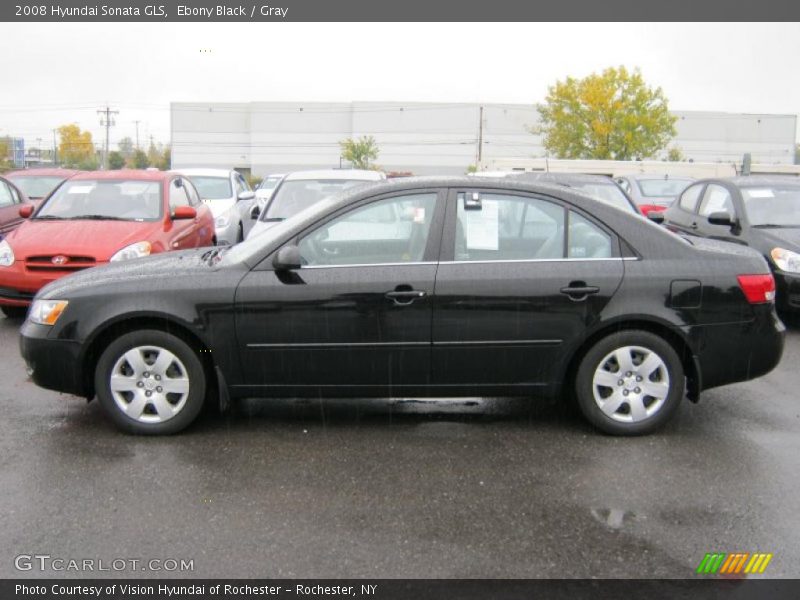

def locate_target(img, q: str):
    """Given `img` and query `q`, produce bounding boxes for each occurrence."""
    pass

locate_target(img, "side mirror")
[250,205,261,220]
[19,205,34,218]
[238,191,255,202]
[273,245,302,270]
[647,212,665,224]
[172,206,196,220]
[707,211,735,227]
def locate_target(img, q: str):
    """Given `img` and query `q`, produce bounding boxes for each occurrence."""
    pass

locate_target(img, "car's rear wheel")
[1,306,28,319]
[94,330,206,434]
[575,330,684,435]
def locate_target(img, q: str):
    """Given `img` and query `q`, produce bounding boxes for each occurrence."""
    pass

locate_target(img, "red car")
[0,170,215,318]
[4,168,81,206]
[0,175,35,237]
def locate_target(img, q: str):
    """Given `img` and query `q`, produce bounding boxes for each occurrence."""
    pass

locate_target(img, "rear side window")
[568,212,612,258]
[679,184,704,212]
[455,193,565,261]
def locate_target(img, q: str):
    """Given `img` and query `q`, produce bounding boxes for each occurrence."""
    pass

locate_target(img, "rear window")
[187,176,232,200]
[636,178,693,198]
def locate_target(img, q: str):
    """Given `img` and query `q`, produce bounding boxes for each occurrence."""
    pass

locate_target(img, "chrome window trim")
[299,257,638,269]
[300,261,437,269]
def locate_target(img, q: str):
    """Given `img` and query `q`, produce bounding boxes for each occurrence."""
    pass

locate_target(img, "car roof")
[172,168,235,178]
[70,169,172,182]
[624,173,694,181]
[510,172,618,185]
[717,176,800,187]
[5,168,81,177]
[283,169,385,182]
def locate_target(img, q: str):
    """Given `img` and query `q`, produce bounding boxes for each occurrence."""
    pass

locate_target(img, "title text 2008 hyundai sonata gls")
[19,177,784,436]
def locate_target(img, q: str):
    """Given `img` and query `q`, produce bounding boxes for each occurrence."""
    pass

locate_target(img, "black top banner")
[3,0,800,22]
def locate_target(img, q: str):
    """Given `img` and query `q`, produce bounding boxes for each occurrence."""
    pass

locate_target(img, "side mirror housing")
[707,211,735,227]
[238,190,255,202]
[250,205,261,220]
[647,212,665,224]
[172,206,196,220]
[19,205,34,218]
[273,245,302,270]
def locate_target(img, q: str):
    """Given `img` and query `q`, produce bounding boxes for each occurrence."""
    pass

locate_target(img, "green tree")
[665,146,684,162]
[132,149,149,169]
[536,66,677,160]
[339,135,379,169]
[57,124,95,168]
[155,147,171,171]
[108,150,125,170]
[117,137,134,159]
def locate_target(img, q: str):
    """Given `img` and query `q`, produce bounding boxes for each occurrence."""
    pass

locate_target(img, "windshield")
[187,176,232,200]
[7,175,65,199]
[259,177,280,191]
[742,186,800,227]
[636,178,693,198]
[262,179,375,221]
[36,180,162,221]
[571,183,636,214]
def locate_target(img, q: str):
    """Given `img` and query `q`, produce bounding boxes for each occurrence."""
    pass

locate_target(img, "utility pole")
[134,120,140,150]
[52,129,58,166]
[476,105,484,167]
[97,105,119,170]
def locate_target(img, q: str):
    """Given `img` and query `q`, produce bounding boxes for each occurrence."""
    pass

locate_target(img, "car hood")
[245,219,280,240]
[36,248,216,300]
[202,198,236,218]
[6,220,163,260]
[747,226,800,254]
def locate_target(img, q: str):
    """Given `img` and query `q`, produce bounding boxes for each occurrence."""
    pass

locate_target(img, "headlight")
[0,239,14,267]
[215,214,231,228]
[770,248,800,273]
[110,241,152,262]
[29,299,68,326]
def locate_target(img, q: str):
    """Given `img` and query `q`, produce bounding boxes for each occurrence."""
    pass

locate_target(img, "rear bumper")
[691,306,785,392]
[19,321,86,397]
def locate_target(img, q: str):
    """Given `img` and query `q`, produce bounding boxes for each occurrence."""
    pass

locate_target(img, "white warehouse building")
[170,101,797,177]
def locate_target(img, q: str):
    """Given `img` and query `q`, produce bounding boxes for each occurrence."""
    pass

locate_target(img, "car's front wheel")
[575,330,684,435]
[94,330,206,434]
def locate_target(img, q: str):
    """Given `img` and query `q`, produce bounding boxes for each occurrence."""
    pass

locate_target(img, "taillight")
[737,274,776,304]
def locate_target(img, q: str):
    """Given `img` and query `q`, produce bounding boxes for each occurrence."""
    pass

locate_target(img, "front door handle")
[560,283,599,301]
[385,289,427,305]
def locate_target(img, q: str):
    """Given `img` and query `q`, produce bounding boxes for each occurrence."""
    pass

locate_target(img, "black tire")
[575,330,684,436]
[1,306,28,319]
[94,329,206,435]
[236,223,244,244]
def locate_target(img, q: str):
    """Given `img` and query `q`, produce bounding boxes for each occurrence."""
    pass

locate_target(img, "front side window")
[455,193,565,261]
[0,181,15,207]
[679,184,704,212]
[298,193,438,266]
[169,179,191,211]
[35,179,162,221]
[698,184,734,217]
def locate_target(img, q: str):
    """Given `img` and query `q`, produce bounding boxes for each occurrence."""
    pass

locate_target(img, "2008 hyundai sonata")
[19,177,785,435]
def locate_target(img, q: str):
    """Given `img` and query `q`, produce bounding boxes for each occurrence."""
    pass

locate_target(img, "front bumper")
[0,261,98,307]
[19,321,86,397]
[774,270,800,311]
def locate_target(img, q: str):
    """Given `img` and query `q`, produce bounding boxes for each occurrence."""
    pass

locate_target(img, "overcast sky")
[1,22,799,150]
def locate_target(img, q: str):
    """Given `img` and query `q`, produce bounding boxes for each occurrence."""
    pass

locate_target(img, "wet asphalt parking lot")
[1,313,799,579]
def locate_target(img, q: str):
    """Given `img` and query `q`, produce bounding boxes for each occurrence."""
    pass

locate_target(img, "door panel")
[432,189,624,388]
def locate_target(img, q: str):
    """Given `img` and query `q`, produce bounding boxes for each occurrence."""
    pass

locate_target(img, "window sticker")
[465,199,499,250]
[67,185,94,194]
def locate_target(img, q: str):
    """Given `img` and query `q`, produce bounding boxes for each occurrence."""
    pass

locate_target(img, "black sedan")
[661,177,800,313]
[19,177,784,436]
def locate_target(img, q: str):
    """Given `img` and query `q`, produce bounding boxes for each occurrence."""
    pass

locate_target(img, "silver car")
[178,168,257,245]
[254,173,285,211]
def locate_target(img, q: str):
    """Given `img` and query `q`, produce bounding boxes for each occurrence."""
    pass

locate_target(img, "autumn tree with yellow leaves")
[536,66,677,161]
[57,124,97,169]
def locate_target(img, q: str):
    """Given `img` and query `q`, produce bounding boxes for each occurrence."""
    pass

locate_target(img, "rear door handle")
[385,290,427,305]
[560,284,599,301]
